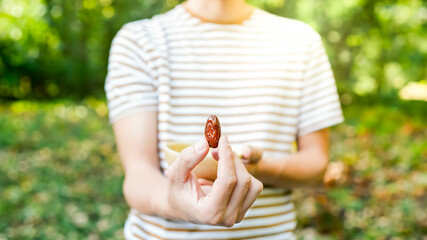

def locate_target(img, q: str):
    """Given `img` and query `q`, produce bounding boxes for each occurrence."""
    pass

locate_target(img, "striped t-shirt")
[105,4,343,240]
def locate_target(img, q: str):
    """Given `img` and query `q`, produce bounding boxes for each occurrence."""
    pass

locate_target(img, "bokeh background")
[0,0,426,239]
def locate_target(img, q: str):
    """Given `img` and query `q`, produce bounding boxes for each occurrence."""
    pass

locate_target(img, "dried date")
[205,115,221,148]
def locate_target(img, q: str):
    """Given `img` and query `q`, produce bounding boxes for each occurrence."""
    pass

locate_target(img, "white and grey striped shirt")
[105,4,343,240]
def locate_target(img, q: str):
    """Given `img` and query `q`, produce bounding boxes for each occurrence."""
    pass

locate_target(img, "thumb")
[241,145,263,164]
[169,138,209,183]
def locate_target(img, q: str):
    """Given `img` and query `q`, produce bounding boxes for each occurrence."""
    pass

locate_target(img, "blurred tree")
[0,0,426,100]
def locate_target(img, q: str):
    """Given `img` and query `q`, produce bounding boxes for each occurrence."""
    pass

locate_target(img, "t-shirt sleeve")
[104,24,158,124]
[297,32,344,136]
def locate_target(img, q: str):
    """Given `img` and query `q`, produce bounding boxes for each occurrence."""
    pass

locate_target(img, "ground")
[0,99,425,239]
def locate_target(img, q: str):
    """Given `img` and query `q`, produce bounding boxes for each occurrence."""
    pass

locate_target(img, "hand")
[198,178,214,195]
[240,145,263,176]
[241,145,263,164]
[166,136,263,227]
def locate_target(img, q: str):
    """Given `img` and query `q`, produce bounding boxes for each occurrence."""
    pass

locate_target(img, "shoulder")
[255,9,322,43]
[112,7,180,48]
[114,19,152,42]
[116,6,180,38]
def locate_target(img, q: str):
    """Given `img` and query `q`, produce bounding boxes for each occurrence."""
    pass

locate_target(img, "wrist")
[245,159,261,178]
[123,166,178,219]
[251,157,284,181]
[151,178,177,220]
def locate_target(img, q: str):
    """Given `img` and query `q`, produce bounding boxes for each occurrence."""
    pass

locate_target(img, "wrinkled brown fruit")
[205,115,221,148]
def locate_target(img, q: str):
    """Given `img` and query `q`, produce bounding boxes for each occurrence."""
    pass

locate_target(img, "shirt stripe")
[106,4,343,240]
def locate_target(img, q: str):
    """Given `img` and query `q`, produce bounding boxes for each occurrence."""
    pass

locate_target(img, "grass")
[0,98,426,239]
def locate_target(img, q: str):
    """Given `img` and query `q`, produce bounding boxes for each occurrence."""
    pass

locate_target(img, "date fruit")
[205,115,221,148]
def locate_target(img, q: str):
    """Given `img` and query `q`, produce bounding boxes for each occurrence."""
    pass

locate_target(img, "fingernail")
[211,148,219,161]
[195,138,206,153]
[223,135,229,144]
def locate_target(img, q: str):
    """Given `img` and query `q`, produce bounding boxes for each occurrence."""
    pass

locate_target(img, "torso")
[113,4,328,239]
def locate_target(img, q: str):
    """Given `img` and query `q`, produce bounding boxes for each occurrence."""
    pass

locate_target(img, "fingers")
[165,136,263,226]
[168,138,209,183]
[236,176,263,223]
[198,178,214,186]
[199,178,214,195]
[206,136,263,227]
[216,136,237,180]
[200,184,213,195]
[241,145,263,164]
[211,148,219,161]
[208,136,237,210]
[222,154,252,226]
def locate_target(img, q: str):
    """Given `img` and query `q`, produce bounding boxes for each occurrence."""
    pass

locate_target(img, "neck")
[184,0,253,24]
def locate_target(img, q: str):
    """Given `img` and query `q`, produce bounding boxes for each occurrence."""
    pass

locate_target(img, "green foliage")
[0,0,179,99]
[0,0,426,239]
[0,100,425,239]
[264,0,427,98]
[295,101,427,239]
[1,0,426,99]
[0,99,127,239]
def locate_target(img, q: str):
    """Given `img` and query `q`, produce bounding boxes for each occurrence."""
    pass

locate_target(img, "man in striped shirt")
[105,0,344,239]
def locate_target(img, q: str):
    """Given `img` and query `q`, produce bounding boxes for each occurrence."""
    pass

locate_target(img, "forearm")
[122,161,175,219]
[251,147,328,189]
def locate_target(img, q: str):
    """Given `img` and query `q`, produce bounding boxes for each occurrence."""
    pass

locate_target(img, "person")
[105,0,344,239]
